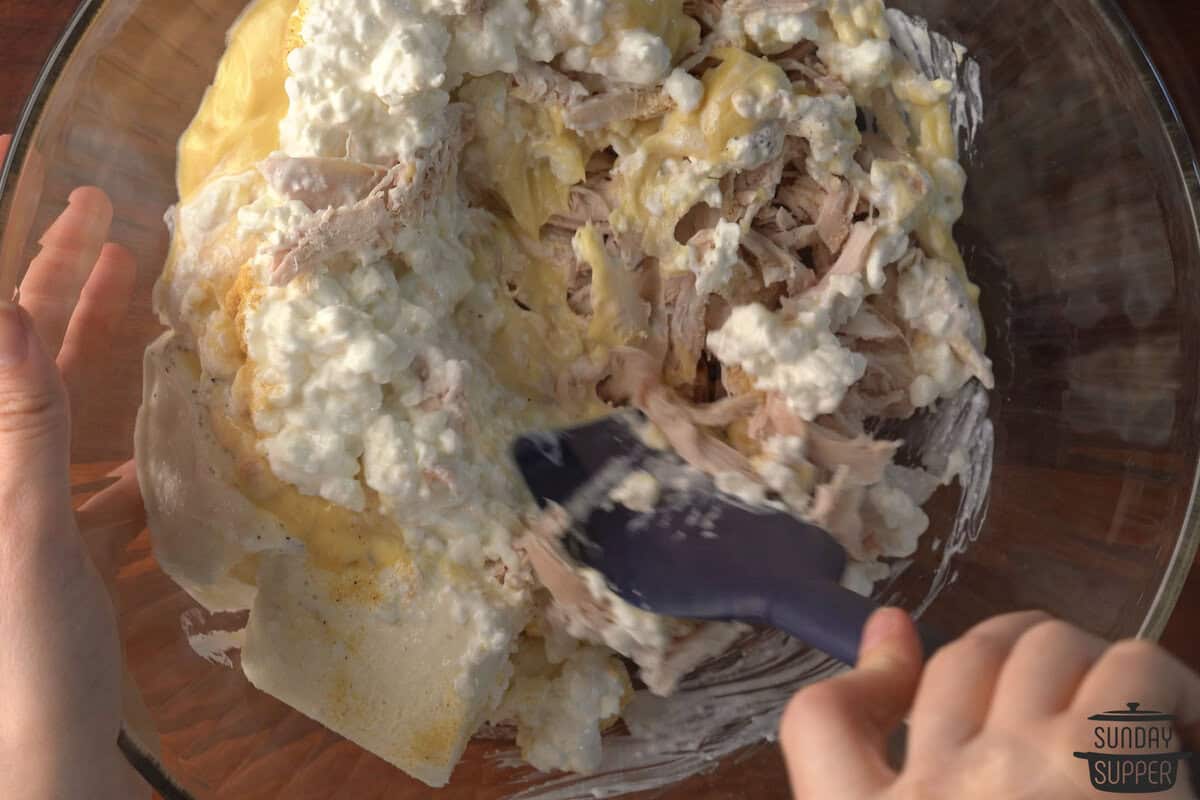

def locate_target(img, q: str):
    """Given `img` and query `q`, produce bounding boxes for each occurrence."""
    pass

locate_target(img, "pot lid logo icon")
[1074,703,1192,794]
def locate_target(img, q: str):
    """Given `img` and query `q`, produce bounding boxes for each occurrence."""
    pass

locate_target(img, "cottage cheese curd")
[708,302,868,421]
[139,0,992,787]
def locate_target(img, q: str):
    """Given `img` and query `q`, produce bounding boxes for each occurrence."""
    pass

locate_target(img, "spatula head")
[511,410,848,623]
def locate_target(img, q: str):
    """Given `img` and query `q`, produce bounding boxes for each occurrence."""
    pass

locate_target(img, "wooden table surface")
[0,0,1198,671]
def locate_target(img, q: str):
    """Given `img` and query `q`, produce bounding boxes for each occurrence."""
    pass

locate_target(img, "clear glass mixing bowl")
[2,0,1199,797]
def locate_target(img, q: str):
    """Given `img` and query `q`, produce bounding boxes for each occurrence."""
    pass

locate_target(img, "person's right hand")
[780,609,1199,799]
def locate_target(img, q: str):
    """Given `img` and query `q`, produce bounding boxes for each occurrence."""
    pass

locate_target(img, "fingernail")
[0,302,30,369]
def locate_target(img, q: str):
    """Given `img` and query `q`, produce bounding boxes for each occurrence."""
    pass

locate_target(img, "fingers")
[0,133,10,161]
[76,460,145,588]
[987,620,1107,726]
[0,303,70,495]
[1071,640,1200,749]
[58,242,137,398]
[21,186,114,356]
[781,607,923,798]
[907,611,1052,755]
[0,300,80,601]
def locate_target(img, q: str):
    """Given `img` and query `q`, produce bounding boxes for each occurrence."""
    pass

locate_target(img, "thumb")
[780,607,924,798]
[0,300,71,520]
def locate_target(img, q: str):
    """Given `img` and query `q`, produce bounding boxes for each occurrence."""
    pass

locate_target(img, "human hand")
[780,608,1199,799]
[0,134,149,798]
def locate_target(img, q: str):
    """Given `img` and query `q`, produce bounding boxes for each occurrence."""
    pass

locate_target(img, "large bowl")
[2,0,1199,797]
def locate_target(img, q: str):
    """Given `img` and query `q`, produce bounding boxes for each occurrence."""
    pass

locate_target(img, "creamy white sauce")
[708,302,868,422]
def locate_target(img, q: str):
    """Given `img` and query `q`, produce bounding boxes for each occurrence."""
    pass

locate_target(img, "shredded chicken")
[682,0,724,31]
[732,138,788,227]
[750,394,900,486]
[604,347,761,482]
[815,179,857,253]
[808,466,868,559]
[547,181,615,234]
[726,0,817,13]
[766,224,820,251]
[677,30,728,74]
[520,503,749,697]
[564,88,676,133]
[776,176,827,225]
[662,273,708,388]
[741,228,815,292]
[271,104,473,285]
[511,59,589,108]
[821,220,877,281]
[519,505,610,630]
[555,356,608,408]
[258,155,387,213]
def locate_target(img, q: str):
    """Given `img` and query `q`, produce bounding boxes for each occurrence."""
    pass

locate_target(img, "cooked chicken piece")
[765,205,799,231]
[520,505,610,631]
[776,175,827,224]
[271,105,472,285]
[521,504,749,697]
[554,356,608,407]
[774,41,819,66]
[676,30,728,74]
[842,305,906,341]
[826,220,876,278]
[546,182,615,233]
[733,141,787,226]
[683,0,724,31]
[749,394,900,487]
[674,203,725,247]
[777,221,875,308]
[511,59,589,108]
[662,273,708,389]
[258,155,388,212]
[848,341,919,420]
[605,347,761,482]
[809,466,868,560]
[726,0,817,14]
[815,179,857,253]
[767,224,820,251]
[564,88,676,133]
[951,336,997,390]
[741,228,815,292]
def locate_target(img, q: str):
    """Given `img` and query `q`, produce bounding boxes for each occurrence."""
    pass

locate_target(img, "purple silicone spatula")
[512,409,944,665]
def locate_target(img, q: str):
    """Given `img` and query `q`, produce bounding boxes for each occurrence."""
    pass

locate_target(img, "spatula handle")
[766,582,947,666]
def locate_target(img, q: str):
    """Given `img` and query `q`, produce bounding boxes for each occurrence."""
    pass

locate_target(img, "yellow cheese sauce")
[612,48,791,262]
[598,0,700,64]
[827,0,889,45]
[467,219,597,406]
[459,75,592,236]
[208,402,411,573]
[177,0,298,200]
[574,223,649,352]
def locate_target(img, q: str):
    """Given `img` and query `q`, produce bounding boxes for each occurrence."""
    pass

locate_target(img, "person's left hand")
[0,134,149,799]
